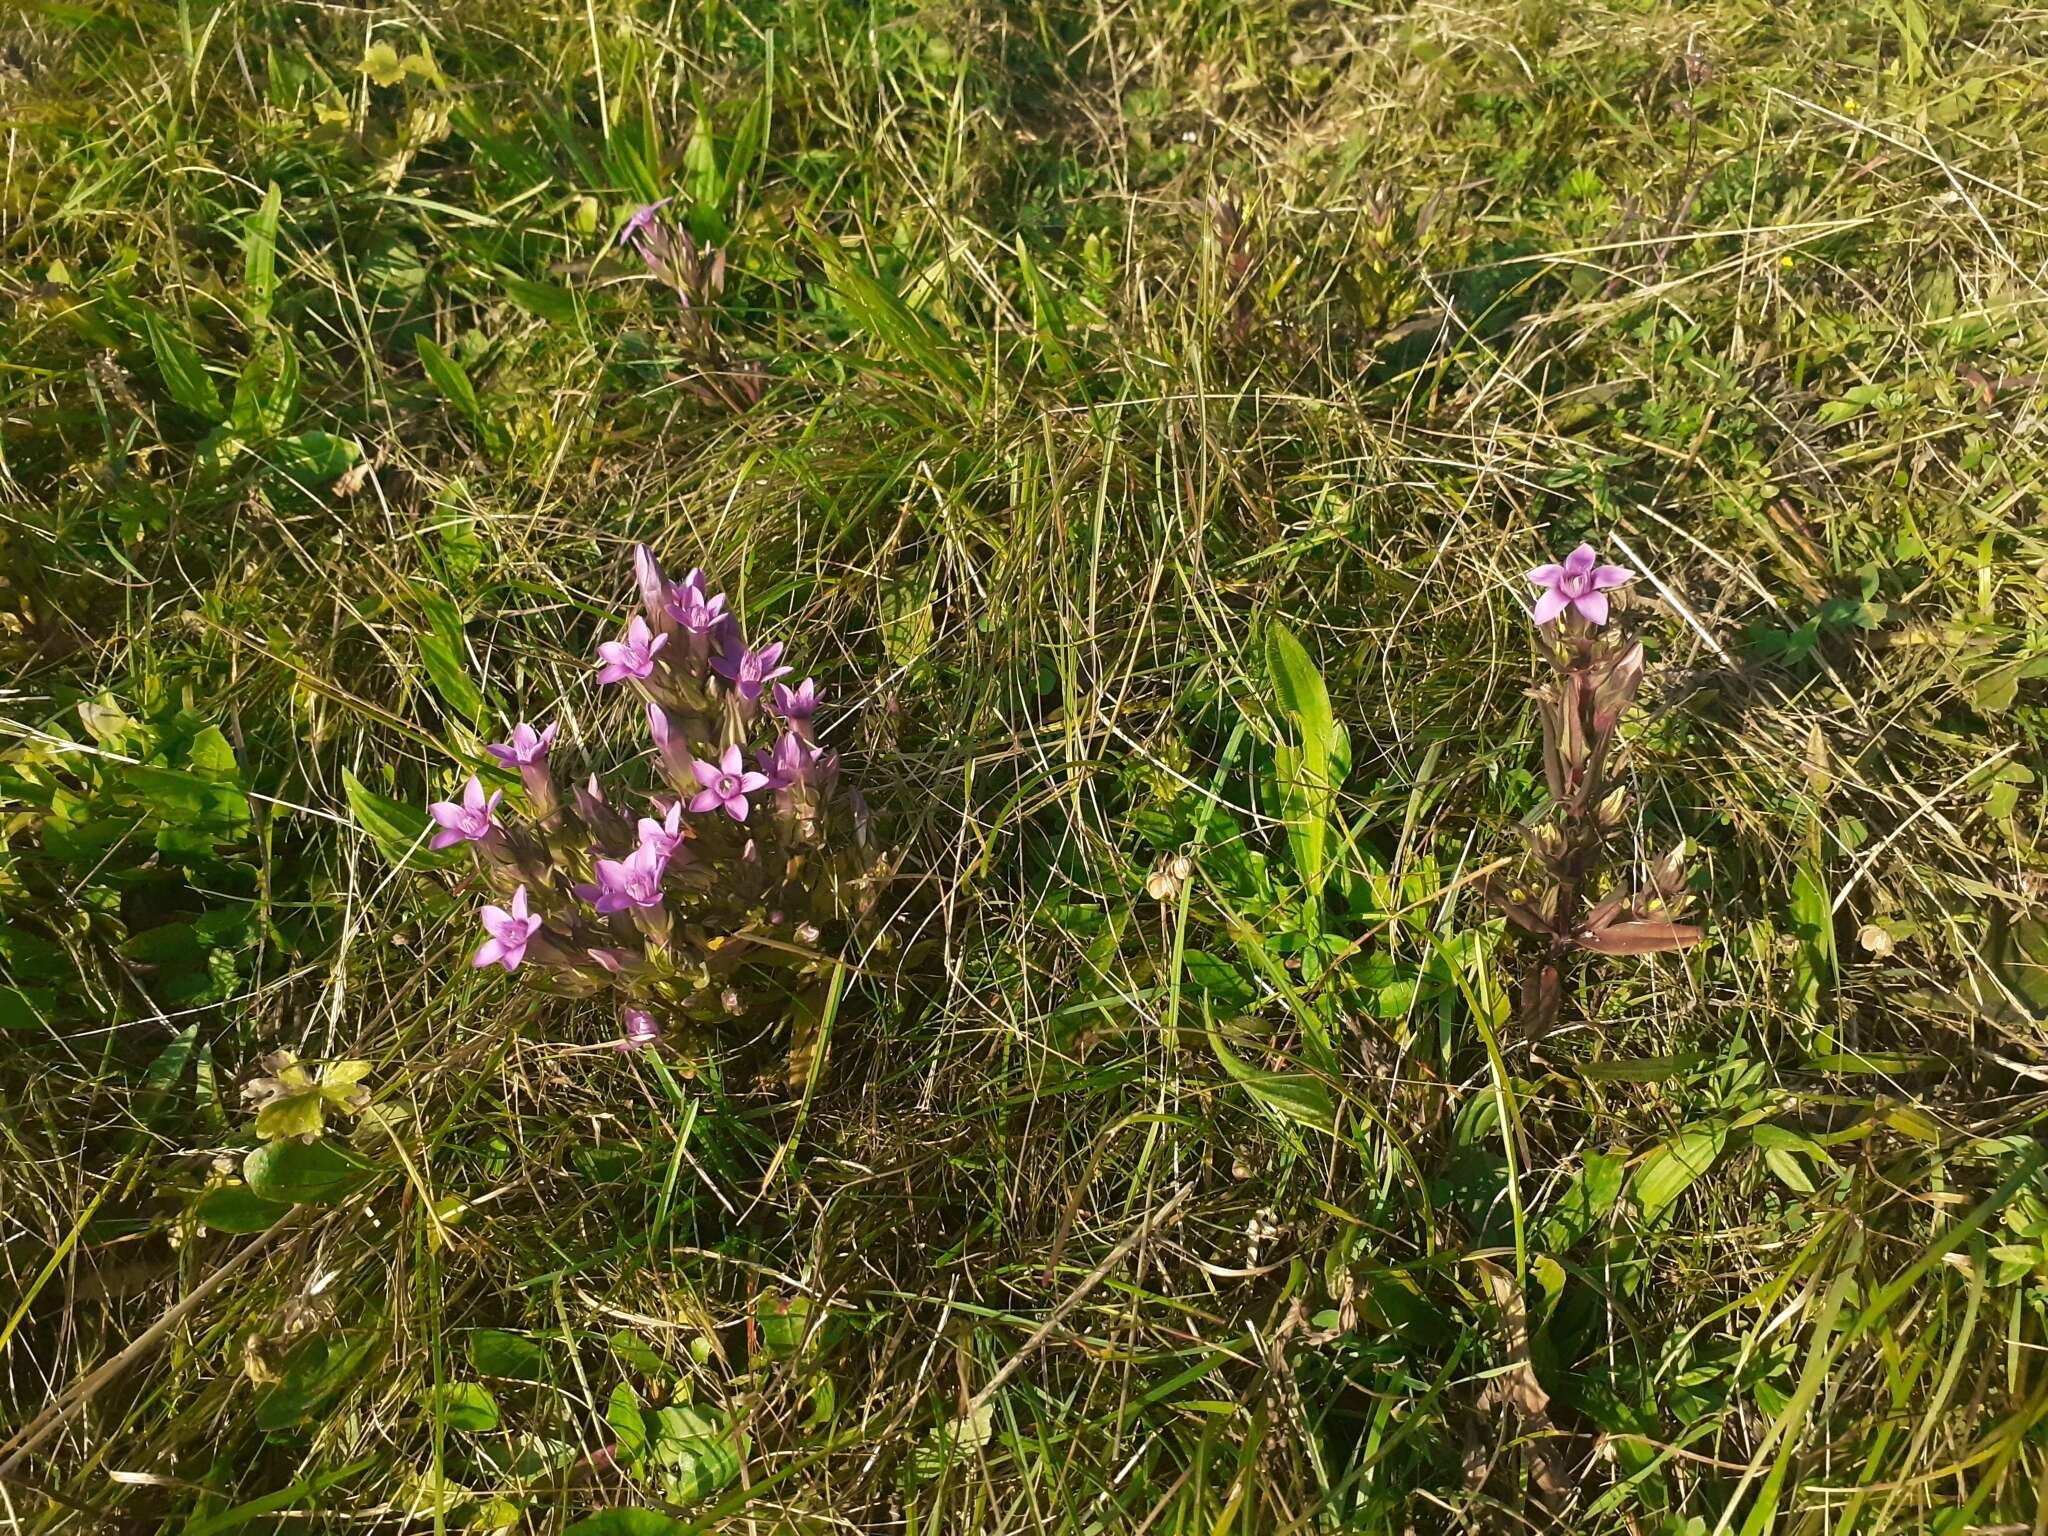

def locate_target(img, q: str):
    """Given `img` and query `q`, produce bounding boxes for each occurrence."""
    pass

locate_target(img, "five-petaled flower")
[486,721,557,769]
[579,844,669,914]
[667,572,728,637]
[772,678,820,739]
[690,744,771,821]
[711,640,793,704]
[1527,544,1634,628]
[596,615,669,684]
[429,776,503,849]
[473,886,542,971]
[615,1007,662,1052]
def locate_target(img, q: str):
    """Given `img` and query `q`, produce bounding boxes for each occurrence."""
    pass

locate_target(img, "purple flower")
[689,744,771,822]
[619,199,674,267]
[759,730,818,790]
[637,802,687,861]
[1527,544,1634,628]
[486,721,557,769]
[578,843,669,915]
[596,615,669,685]
[472,886,542,971]
[666,572,728,637]
[615,1006,662,1052]
[429,776,503,849]
[710,640,793,705]
[772,678,820,739]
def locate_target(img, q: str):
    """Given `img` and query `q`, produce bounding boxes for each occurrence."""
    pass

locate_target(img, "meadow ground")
[5,0,2048,1530]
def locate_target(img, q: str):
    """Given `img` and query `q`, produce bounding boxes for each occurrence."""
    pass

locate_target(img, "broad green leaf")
[1539,1148,1625,1250]
[416,336,483,425]
[270,431,360,485]
[1207,1022,1335,1136]
[244,1137,374,1205]
[194,1185,293,1233]
[1763,1146,1816,1194]
[141,309,224,420]
[606,1382,648,1458]
[424,1381,500,1432]
[253,1332,377,1430]
[656,1431,743,1506]
[244,182,282,326]
[1633,1123,1728,1223]
[471,1329,549,1381]
[501,274,578,327]
[254,1092,328,1142]
[1265,621,1339,898]
[755,1291,811,1359]
[343,769,453,870]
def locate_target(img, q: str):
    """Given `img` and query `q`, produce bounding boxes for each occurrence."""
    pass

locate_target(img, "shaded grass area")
[5,0,2048,1528]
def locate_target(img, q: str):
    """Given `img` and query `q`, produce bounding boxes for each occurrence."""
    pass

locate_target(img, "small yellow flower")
[1841,98,1861,114]
[1780,254,1795,269]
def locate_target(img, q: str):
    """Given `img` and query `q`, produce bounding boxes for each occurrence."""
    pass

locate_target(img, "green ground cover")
[6,0,2048,1528]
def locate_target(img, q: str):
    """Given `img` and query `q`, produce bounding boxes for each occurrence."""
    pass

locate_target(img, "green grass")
[6,0,2048,1529]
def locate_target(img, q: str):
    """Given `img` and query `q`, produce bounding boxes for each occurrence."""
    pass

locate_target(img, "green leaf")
[254,1333,377,1431]
[682,108,722,210]
[562,1512,688,1536]
[1265,621,1339,899]
[141,309,224,420]
[606,1382,648,1458]
[270,431,360,485]
[755,1292,811,1359]
[254,1092,328,1142]
[244,182,283,326]
[471,1329,550,1381]
[1763,1146,1817,1194]
[230,331,300,437]
[1207,1022,1335,1136]
[1633,1123,1728,1223]
[424,1381,500,1432]
[343,769,454,870]
[1539,1148,1625,1250]
[415,589,486,726]
[244,1137,374,1205]
[416,336,483,425]
[501,274,578,327]
[194,1185,294,1233]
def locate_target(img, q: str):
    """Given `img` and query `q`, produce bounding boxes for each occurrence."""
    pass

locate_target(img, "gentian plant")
[617,200,766,410]
[1483,543,1703,1033]
[433,548,890,1057]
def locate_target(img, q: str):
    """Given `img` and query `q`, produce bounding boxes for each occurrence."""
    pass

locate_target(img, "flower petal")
[1592,564,1634,590]
[1531,588,1571,626]
[689,788,725,815]
[691,758,723,789]
[738,771,770,793]
[1564,543,1599,575]
[1525,564,1563,587]
[1573,590,1611,627]
[471,938,505,968]
[724,795,750,822]
[430,826,465,849]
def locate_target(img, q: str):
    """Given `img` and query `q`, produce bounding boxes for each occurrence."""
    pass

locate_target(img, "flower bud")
[1594,786,1631,829]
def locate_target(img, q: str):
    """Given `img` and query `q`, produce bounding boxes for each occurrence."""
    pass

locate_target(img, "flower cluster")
[1483,543,1703,1033]
[429,548,889,1054]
